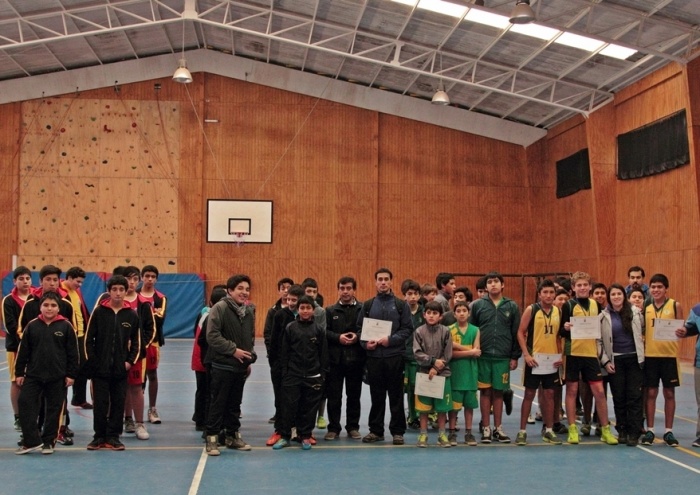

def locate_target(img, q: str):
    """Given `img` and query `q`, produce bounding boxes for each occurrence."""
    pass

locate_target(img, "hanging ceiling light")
[432,81,450,105]
[173,19,193,84]
[432,51,450,105]
[509,0,535,24]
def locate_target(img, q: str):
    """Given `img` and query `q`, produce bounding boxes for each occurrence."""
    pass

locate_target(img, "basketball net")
[233,232,246,247]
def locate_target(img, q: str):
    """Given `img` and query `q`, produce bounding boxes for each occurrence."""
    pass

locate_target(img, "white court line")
[188,447,209,495]
[638,446,700,474]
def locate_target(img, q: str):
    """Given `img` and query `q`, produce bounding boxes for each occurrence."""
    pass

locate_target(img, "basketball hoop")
[233,232,246,247]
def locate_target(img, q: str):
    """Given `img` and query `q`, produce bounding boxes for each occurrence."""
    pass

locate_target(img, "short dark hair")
[66,266,86,279]
[555,288,569,298]
[401,279,421,295]
[277,277,294,289]
[226,274,251,290]
[475,276,487,291]
[297,295,316,308]
[649,273,669,288]
[288,285,304,298]
[435,272,454,290]
[374,267,393,280]
[107,275,128,290]
[628,266,645,278]
[485,271,504,284]
[210,284,227,306]
[337,276,357,290]
[424,300,444,314]
[453,301,470,312]
[13,266,31,279]
[112,266,126,276]
[39,265,61,280]
[141,265,159,277]
[455,286,472,302]
[39,291,62,305]
[591,282,607,293]
[537,279,556,293]
[123,266,141,278]
[301,278,318,290]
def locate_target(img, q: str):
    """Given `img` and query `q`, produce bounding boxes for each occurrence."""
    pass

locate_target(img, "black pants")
[269,362,283,430]
[279,374,323,439]
[608,354,644,436]
[92,376,127,439]
[366,355,406,437]
[18,377,65,447]
[71,335,89,405]
[326,360,364,434]
[206,367,245,436]
[193,370,209,427]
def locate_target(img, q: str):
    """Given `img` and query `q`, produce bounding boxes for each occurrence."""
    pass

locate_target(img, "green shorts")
[415,375,452,413]
[452,389,478,410]
[477,357,511,391]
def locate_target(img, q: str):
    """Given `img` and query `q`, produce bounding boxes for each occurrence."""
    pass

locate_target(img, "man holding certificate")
[516,279,563,446]
[357,268,412,445]
[558,271,618,445]
[641,273,685,447]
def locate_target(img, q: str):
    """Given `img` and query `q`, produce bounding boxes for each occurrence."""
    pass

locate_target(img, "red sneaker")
[266,432,282,446]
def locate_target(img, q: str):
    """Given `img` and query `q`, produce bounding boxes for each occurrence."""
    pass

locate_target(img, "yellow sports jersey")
[570,299,598,358]
[644,298,677,357]
[528,304,560,355]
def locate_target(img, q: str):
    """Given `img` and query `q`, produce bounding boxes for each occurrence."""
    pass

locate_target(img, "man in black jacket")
[324,276,365,440]
[358,268,412,445]
[84,275,141,451]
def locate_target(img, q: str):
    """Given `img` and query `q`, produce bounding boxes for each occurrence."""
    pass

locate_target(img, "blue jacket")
[684,303,700,368]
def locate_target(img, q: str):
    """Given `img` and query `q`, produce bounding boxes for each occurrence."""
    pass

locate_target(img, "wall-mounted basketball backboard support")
[206,199,273,244]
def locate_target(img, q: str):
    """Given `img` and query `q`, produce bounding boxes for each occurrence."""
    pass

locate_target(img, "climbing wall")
[17,97,180,272]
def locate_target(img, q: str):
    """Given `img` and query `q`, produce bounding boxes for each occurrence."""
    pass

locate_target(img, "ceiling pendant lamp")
[509,0,535,24]
[173,19,193,84]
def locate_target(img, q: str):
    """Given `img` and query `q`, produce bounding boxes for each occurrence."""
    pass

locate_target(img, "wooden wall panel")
[0,102,21,268]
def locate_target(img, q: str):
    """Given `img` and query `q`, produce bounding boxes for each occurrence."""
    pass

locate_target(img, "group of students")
[3,264,167,455]
[191,266,700,453]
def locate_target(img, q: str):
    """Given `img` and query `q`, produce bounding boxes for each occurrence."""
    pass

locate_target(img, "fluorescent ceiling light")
[390,0,636,60]
[393,0,467,18]
[600,44,637,60]
[510,23,559,41]
[556,32,605,52]
[465,9,510,29]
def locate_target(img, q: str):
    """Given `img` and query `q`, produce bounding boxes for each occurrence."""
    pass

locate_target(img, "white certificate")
[653,319,684,341]
[360,317,392,341]
[415,373,446,399]
[531,353,560,375]
[570,316,601,340]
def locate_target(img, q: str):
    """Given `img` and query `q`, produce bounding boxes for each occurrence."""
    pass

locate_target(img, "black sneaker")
[56,433,74,446]
[103,437,125,450]
[693,437,700,448]
[640,431,655,445]
[503,389,514,416]
[407,419,421,430]
[553,422,568,434]
[493,427,511,443]
[392,435,404,445]
[64,426,75,437]
[627,435,639,447]
[617,431,628,445]
[86,438,103,450]
[663,431,679,447]
[42,443,54,455]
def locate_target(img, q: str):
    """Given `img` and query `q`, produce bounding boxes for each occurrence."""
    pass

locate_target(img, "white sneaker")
[527,414,536,424]
[135,423,150,440]
[148,408,162,424]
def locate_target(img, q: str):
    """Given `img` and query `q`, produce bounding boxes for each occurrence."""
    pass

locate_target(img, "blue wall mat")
[2,271,205,340]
